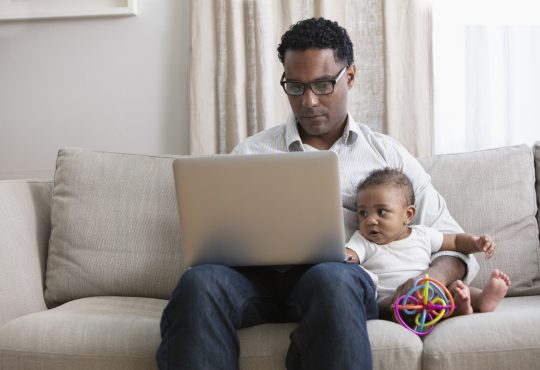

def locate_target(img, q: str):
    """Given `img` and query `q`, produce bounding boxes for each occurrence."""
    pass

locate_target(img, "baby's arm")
[441,233,495,259]
[346,248,360,264]
[345,231,369,264]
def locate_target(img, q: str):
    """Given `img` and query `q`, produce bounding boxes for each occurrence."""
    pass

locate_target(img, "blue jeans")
[156,262,378,370]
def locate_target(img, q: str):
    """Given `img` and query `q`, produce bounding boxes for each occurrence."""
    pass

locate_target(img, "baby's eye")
[358,210,368,218]
[377,209,387,216]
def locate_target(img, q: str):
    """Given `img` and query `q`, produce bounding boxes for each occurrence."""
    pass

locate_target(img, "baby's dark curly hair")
[277,17,354,66]
[357,168,416,206]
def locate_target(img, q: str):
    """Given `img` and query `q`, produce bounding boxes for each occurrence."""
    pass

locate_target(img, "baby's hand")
[472,234,495,259]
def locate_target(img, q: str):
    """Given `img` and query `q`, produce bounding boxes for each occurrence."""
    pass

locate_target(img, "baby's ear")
[405,205,416,224]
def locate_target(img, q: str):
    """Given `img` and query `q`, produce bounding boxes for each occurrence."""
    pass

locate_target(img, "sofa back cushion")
[45,145,540,306]
[419,144,540,296]
[45,148,184,307]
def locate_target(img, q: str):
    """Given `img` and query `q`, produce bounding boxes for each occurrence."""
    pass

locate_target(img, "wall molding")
[0,0,137,21]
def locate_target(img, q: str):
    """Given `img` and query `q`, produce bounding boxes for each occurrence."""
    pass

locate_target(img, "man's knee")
[303,262,357,286]
[298,262,374,301]
[171,264,232,299]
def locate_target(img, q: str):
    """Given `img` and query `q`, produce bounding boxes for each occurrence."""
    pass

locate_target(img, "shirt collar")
[285,111,360,151]
[285,113,303,151]
[343,113,360,144]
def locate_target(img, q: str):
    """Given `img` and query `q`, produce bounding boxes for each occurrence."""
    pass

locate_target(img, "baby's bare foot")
[479,269,511,312]
[451,280,473,316]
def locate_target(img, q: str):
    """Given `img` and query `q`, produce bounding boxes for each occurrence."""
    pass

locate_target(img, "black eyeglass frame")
[279,65,348,96]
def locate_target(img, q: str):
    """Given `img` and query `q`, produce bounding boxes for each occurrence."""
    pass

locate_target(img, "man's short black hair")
[357,168,416,206]
[277,17,354,66]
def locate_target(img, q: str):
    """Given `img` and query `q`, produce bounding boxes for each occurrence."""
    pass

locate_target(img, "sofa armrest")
[534,142,540,235]
[0,180,52,327]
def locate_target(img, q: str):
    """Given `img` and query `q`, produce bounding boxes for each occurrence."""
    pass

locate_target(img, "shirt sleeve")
[379,134,479,284]
[424,226,443,253]
[346,231,379,288]
[346,231,370,263]
[231,142,248,155]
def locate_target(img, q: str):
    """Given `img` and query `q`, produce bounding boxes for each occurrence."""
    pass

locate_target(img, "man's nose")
[301,87,319,108]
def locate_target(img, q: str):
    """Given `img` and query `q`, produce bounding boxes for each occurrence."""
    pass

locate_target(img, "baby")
[346,168,511,316]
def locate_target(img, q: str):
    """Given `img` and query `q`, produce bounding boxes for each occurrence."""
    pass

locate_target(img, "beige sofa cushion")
[0,296,422,370]
[45,148,184,307]
[0,297,164,370]
[423,296,540,370]
[238,321,423,370]
[534,141,540,235]
[419,144,540,296]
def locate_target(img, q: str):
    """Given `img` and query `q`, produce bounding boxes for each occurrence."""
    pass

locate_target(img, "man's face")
[356,184,415,245]
[282,48,354,144]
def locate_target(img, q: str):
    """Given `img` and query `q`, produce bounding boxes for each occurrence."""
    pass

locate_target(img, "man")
[157,17,477,370]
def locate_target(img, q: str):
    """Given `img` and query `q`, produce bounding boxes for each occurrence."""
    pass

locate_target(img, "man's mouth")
[300,111,325,119]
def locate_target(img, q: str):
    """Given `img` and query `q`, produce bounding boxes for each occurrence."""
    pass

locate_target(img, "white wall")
[0,0,190,179]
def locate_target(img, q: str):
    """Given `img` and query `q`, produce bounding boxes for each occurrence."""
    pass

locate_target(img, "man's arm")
[385,255,466,319]
[373,135,480,306]
[422,255,466,286]
[379,134,479,282]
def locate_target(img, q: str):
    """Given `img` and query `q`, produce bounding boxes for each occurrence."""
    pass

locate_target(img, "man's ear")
[347,64,356,89]
[405,205,416,225]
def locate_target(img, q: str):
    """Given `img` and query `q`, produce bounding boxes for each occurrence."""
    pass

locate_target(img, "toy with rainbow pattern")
[392,274,455,336]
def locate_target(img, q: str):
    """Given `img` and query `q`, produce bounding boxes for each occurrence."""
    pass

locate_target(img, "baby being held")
[346,168,511,317]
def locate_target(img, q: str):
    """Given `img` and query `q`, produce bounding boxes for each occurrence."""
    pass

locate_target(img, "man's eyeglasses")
[280,66,348,96]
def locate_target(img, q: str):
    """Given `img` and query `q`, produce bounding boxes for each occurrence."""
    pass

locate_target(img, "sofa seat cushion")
[423,296,540,370]
[0,297,165,370]
[238,320,423,370]
[366,320,423,370]
[0,296,422,370]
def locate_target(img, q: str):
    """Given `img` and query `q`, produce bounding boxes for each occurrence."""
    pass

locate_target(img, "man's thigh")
[284,262,378,321]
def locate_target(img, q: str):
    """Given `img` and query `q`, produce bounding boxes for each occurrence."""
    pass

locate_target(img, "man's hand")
[390,276,418,310]
[390,255,467,313]
[345,247,360,264]
[382,281,432,324]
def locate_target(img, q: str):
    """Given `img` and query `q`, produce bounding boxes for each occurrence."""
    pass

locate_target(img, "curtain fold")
[383,0,434,157]
[189,0,433,157]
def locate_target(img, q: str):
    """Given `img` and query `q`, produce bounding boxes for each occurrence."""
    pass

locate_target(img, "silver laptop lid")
[173,151,346,267]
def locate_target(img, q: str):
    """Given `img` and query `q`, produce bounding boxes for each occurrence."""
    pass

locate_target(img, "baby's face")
[356,184,413,245]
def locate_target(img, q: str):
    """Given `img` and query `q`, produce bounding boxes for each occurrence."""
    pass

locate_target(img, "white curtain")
[433,1,540,154]
[190,0,434,157]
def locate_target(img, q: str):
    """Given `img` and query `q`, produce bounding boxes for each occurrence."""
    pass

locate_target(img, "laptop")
[172,151,347,268]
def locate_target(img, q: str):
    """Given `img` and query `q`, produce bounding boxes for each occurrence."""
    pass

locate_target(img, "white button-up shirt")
[232,112,479,283]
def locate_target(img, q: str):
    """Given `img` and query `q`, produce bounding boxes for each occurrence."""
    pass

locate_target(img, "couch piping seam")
[0,349,150,360]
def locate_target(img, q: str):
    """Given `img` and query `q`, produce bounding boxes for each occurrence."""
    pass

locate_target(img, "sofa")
[1,143,540,370]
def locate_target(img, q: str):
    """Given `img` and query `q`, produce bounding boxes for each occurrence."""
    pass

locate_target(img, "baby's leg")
[449,280,473,315]
[472,269,511,312]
